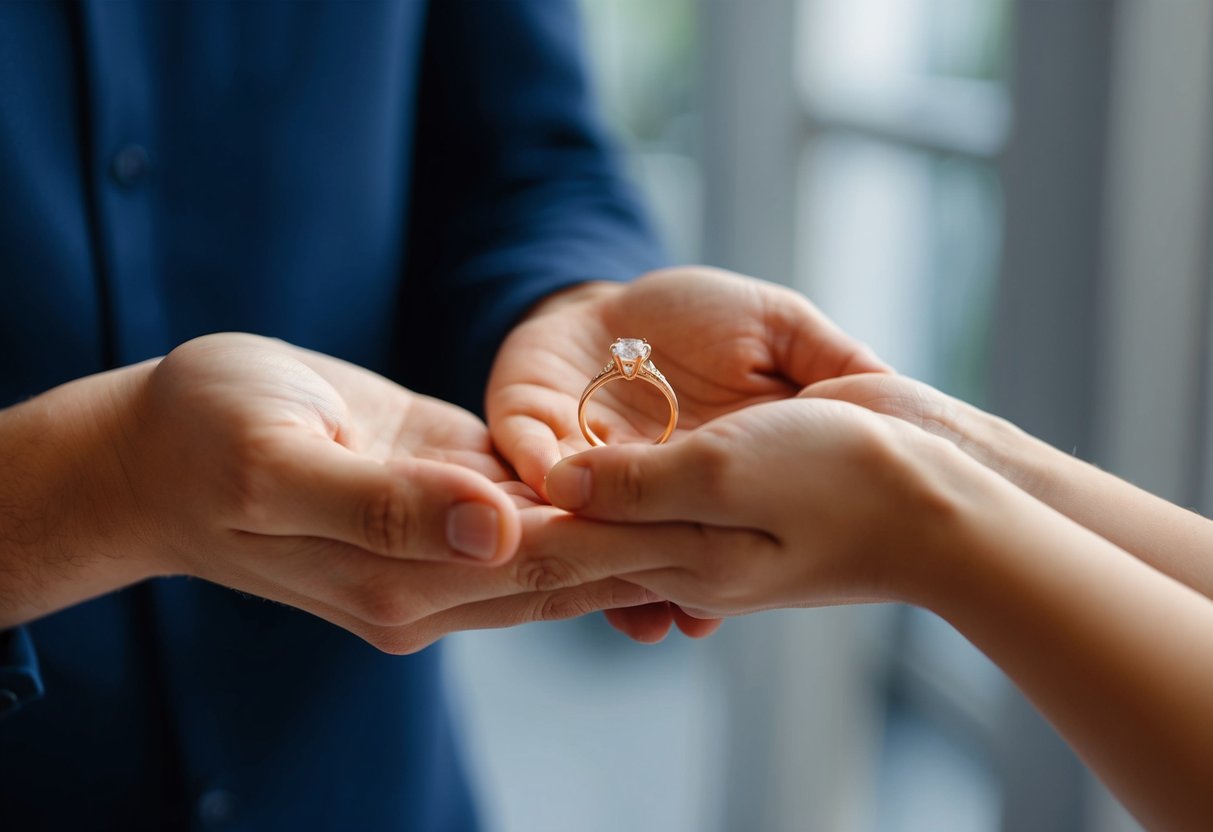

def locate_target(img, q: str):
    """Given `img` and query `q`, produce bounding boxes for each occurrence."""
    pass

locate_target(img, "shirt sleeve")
[0,627,45,719]
[397,0,666,413]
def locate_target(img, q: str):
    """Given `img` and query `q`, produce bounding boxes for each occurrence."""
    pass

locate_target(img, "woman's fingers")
[545,436,745,525]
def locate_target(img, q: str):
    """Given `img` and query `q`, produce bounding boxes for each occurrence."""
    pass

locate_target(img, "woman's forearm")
[918,476,1213,831]
[545,389,1213,826]
[0,363,159,628]
[946,400,1213,599]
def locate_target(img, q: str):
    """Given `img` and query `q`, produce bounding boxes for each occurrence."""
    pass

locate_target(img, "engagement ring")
[577,338,679,446]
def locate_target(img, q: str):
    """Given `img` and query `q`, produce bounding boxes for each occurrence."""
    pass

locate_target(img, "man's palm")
[488,267,887,495]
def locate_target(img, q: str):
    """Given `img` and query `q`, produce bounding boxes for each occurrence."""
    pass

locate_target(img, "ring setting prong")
[610,337,650,380]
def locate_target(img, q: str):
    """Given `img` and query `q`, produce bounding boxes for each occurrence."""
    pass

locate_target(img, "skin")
[1,268,881,649]
[544,381,1213,832]
[0,333,732,651]
[486,266,888,639]
[803,372,1213,598]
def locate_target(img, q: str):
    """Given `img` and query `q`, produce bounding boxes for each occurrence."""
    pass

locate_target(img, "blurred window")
[793,2,1013,830]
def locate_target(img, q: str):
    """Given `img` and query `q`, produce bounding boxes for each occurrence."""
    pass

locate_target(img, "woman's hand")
[544,396,980,616]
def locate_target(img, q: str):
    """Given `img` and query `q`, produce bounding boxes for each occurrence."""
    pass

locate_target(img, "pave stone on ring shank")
[578,338,679,447]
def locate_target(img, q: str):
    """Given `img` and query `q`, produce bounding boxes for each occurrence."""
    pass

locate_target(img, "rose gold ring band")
[577,338,679,447]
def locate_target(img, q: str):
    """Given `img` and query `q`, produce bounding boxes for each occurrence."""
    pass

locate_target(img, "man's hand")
[131,333,521,570]
[1,333,683,650]
[487,266,887,640]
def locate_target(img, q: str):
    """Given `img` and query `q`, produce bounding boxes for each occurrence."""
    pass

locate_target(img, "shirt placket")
[77,0,170,366]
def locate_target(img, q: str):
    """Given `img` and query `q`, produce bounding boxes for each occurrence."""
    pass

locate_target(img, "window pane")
[798,0,1012,95]
[795,136,1001,403]
[875,699,1001,832]
[796,0,1014,156]
[797,137,935,375]
[925,0,1014,81]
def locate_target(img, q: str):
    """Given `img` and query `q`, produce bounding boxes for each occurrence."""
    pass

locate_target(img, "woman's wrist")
[925,396,1070,504]
[897,455,1048,619]
[863,427,1018,610]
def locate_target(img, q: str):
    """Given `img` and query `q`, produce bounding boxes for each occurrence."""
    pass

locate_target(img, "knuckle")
[687,435,735,506]
[361,483,412,556]
[616,452,648,510]
[516,555,578,592]
[535,588,598,622]
[595,579,650,611]
[853,419,903,470]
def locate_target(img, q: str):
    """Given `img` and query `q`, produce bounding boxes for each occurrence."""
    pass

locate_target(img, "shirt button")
[0,689,18,715]
[197,788,238,825]
[110,144,152,187]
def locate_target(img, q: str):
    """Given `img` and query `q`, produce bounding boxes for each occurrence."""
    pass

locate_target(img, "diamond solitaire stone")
[580,337,678,446]
[610,338,648,361]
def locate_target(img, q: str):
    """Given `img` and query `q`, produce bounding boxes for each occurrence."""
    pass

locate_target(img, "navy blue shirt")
[0,1,662,828]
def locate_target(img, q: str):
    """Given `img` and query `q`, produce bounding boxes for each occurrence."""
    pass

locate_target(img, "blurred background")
[446,1,1213,830]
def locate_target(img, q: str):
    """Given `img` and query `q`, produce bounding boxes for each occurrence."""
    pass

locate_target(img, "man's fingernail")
[546,464,591,509]
[446,502,500,560]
